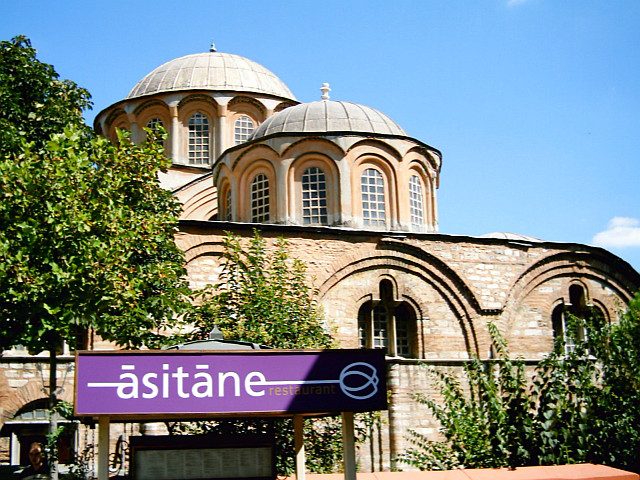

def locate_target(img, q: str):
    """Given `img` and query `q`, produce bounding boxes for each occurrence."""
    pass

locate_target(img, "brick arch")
[498,251,640,340]
[181,240,226,264]
[317,239,484,356]
[1,377,74,429]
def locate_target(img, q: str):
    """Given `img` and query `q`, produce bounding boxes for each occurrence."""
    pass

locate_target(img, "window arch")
[225,187,233,221]
[409,174,425,231]
[145,117,164,145]
[301,167,328,225]
[188,112,210,165]
[250,173,270,223]
[234,115,255,145]
[361,168,386,228]
[218,181,233,222]
[552,284,604,354]
[358,279,416,358]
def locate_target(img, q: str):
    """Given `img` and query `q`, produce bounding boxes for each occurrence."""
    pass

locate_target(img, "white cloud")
[507,0,528,6]
[593,217,640,248]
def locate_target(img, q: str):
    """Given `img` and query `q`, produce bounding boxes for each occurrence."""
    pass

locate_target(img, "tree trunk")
[49,346,58,480]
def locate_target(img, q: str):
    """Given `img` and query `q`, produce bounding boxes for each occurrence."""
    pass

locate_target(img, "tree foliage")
[398,297,640,472]
[0,35,189,354]
[0,127,189,352]
[188,231,333,349]
[0,35,92,155]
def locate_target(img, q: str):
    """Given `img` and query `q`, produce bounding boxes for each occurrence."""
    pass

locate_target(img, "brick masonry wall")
[177,222,640,470]
[1,222,638,471]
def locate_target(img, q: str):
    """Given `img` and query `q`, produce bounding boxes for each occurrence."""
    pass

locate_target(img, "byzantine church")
[1,45,639,470]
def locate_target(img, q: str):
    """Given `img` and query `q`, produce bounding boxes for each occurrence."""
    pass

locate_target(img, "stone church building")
[1,47,639,472]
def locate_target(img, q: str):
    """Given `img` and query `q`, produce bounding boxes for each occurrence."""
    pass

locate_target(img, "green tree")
[0,35,92,155]
[188,231,333,349]
[0,128,189,353]
[0,124,190,477]
[183,231,366,475]
[398,298,640,473]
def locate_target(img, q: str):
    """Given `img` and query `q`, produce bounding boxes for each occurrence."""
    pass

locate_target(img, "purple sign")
[75,349,387,417]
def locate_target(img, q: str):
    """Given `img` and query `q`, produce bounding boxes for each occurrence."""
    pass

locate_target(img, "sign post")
[75,349,387,479]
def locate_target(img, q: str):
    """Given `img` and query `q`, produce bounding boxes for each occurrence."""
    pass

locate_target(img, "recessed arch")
[288,153,340,225]
[238,160,278,223]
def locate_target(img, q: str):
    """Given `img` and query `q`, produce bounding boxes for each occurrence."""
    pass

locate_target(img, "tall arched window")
[409,174,425,231]
[361,168,386,228]
[302,167,328,225]
[251,173,270,223]
[234,115,255,145]
[225,187,233,221]
[552,284,604,354]
[146,117,164,145]
[358,280,416,358]
[188,112,210,165]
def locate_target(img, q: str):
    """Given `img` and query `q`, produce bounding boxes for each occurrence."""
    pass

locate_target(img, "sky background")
[2,0,639,272]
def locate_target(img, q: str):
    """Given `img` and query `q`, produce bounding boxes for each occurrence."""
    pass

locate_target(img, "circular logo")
[339,362,379,400]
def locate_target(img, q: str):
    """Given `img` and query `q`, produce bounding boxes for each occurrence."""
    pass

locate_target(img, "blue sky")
[3,0,639,272]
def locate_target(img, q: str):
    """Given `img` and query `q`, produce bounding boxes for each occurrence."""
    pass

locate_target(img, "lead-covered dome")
[127,52,296,100]
[249,100,407,140]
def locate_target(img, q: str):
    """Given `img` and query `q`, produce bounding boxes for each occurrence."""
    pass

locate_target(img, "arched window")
[234,115,255,145]
[302,167,328,225]
[146,117,164,145]
[251,173,270,223]
[225,187,233,221]
[552,285,604,354]
[409,174,425,231]
[188,112,210,165]
[361,168,386,228]
[358,280,416,358]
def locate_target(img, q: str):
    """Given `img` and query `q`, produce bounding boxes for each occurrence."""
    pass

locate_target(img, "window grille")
[251,173,270,223]
[302,167,328,225]
[225,188,233,221]
[188,112,210,165]
[234,115,255,145]
[361,168,386,228]
[409,175,425,230]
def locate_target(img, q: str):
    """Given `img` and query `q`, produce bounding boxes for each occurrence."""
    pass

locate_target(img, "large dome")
[249,100,407,140]
[127,52,296,100]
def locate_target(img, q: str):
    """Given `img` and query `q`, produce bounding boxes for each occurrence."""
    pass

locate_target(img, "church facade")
[1,46,639,471]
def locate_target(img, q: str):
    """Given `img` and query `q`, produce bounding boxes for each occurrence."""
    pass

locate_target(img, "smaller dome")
[127,52,296,100]
[480,232,544,242]
[249,100,407,140]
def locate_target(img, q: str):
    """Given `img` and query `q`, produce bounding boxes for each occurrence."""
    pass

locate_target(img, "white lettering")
[162,363,169,398]
[117,372,138,399]
[218,372,240,397]
[172,366,190,398]
[192,372,213,398]
[142,373,158,399]
[245,371,266,397]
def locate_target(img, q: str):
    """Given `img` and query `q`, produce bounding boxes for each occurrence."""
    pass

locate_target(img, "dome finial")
[210,42,216,52]
[320,82,331,100]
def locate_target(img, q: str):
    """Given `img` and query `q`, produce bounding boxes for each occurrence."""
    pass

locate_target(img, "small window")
[302,167,328,225]
[146,117,164,145]
[225,188,233,221]
[251,173,270,223]
[552,285,603,355]
[234,115,255,145]
[361,168,386,228]
[409,175,424,231]
[358,280,416,358]
[188,112,210,165]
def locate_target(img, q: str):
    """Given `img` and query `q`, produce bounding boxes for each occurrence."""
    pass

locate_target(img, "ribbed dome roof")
[480,232,544,242]
[127,52,296,100]
[249,100,407,140]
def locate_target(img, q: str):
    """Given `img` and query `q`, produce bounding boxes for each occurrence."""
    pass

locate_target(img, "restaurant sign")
[75,349,387,417]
